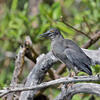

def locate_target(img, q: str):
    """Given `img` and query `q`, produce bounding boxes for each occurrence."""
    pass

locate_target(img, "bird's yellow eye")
[50,30,54,33]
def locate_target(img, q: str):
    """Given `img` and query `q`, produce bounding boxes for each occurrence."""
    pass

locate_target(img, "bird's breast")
[51,40,74,70]
[51,41,65,54]
[51,41,66,62]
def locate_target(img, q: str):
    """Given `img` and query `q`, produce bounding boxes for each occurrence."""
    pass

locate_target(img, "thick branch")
[19,52,57,100]
[19,49,100,100]
[11,46,26,84]
[25,37,58,82]
[0,75,100,98]
[6,45,26,100]
[55,83,100,100]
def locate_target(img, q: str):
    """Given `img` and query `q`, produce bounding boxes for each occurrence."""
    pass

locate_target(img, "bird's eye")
[50,30,54,33]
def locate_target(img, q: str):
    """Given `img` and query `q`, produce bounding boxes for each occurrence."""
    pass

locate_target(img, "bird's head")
[40,28,61,40]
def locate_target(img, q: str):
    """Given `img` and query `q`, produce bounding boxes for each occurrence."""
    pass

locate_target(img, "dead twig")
[48,68,60,80]
[24,36,38,63]
[6,45,26,100]
[82,31,100,49]
[0,75,100,98]
[62,18,91,39]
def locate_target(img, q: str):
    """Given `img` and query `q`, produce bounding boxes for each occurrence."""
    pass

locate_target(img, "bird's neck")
[51,34,64,41]
[51,35,64,51]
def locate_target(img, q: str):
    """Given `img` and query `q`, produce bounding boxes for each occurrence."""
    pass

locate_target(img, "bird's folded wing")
[64,48,92,75]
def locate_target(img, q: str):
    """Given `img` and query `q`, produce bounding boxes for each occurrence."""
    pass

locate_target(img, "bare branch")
[25,36,58,81]
[0,75,100,98]
[6,45,26,100]
[48,68,60,80]
[18,48,100,100]
[55,83,100,100]
[61,18,91,39]
[56,64,66,75]
[19,52,57,100]
[11,47,26,84]
[24,36,38,63]
[82,31,100,49]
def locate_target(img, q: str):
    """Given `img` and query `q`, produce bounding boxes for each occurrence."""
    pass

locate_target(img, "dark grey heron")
[40,28,93,75]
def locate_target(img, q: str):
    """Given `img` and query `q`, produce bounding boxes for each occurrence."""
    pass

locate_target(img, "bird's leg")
[69,67,79,77]
[63,68,78,88]
[61,69,70,88]
[74,67,79,77]
[69,71,75,77]
[67,68,75,77]
[67,69,76,88]
[61,69,71,89]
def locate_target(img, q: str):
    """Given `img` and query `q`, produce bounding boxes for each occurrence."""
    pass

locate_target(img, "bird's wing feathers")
[63,40,92,75]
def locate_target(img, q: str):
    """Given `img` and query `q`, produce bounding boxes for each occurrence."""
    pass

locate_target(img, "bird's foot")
[69,72,75,77]
[67,83,74,88]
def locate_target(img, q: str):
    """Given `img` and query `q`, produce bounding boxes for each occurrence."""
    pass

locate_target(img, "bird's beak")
[40,32,49,38]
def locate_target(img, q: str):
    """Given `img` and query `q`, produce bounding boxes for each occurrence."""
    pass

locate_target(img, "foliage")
[0,0,100,99]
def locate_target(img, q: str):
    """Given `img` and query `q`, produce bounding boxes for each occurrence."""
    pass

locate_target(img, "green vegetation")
[0,0,100,99]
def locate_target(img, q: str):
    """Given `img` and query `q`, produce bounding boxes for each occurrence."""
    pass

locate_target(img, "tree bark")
[19,49,100,100]
[55,83,100,100]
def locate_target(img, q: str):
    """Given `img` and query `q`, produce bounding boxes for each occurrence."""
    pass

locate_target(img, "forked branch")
[0,75,100,98]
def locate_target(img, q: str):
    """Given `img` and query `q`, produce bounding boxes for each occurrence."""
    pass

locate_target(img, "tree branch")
[55,48,100,100]
[25,36,58,83]
[6,45,26,100]
[19,52,57,100]
[55,83,100,100]
[82,31,100,49]
[61,18,91,39]
[11,46,26,84]
[18,48,100,100]
[24,36,38,63]
[0,75,100,98]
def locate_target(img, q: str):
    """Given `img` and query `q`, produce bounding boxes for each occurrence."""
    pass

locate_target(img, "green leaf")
[11,0,18,10]
[55,22,74,34]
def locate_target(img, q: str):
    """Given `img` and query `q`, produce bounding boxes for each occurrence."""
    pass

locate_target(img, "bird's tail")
[91,60,100,65]
[84,66,92,75]
[81,63,92,75]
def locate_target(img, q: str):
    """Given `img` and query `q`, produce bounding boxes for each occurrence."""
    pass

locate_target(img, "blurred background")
[0,0,100,100]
